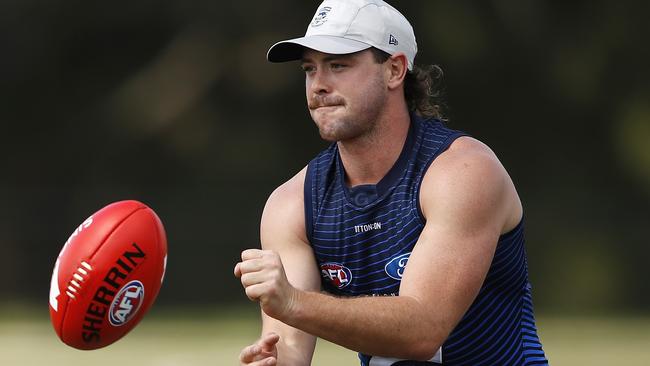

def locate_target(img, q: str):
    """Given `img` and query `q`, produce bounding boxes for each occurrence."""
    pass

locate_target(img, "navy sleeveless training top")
[304,116,548,365]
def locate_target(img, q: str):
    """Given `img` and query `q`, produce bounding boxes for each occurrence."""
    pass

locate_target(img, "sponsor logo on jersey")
[385,252,411,280]
[109,280,145,326]
[320,262,352,289]
[354,222,382,234]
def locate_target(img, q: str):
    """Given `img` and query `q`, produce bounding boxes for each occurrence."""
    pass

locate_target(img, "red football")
[49,200,168,350]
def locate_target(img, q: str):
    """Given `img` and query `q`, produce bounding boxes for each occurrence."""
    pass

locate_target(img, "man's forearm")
[274,340,313,366]
[262,313,316,366]
[278,290,448,361]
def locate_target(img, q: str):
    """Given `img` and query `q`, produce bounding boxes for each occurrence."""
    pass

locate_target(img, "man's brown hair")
[370,48,445,120]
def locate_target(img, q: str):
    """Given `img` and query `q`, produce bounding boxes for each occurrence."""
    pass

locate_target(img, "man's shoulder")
[260,167,309,245]
[267,166,308,211]
[432,136,502,174]
[423,136,510,197]
[421,136,522,233]
[419,135,505,195]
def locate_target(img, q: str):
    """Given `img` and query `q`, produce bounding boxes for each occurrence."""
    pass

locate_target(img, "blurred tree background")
[0,0,648,317]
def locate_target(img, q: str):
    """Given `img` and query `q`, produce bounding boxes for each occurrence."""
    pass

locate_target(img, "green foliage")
[0,0,648,314]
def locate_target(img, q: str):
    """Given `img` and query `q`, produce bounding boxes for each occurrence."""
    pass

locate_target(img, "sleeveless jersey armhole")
[304,160,317,241]
[415,131,469,223]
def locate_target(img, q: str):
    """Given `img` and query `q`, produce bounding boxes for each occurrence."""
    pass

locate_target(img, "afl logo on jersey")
[109,280,145,326]
[320,263,352,289]
[385,252,411,280]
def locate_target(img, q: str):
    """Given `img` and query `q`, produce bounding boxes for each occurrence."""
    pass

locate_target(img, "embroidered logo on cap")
[311,6,332,27]
[389,34,399,46]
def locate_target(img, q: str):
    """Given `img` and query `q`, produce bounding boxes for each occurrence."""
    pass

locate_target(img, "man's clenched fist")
[234,249,298,320]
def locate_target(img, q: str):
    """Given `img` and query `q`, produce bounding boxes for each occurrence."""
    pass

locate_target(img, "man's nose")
[308,69,331,95]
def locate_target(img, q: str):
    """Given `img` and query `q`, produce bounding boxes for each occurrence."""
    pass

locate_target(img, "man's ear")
[386,53,408,90]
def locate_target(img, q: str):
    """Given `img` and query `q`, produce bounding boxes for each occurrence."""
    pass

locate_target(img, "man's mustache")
[308,96,345,109]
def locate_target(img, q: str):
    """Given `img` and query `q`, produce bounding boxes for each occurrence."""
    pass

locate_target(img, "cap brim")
[267,35,372,63]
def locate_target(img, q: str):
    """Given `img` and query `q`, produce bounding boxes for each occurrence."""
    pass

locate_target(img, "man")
[234,0,548,365]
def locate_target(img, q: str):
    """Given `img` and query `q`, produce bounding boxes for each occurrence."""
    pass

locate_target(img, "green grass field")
[1,305,649,365]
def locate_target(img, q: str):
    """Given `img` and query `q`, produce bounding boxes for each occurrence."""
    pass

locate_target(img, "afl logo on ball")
[109,280,145,326]
[320,263,352,289]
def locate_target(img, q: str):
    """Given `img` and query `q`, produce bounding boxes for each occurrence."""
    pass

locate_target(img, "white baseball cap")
[267,0,417,70]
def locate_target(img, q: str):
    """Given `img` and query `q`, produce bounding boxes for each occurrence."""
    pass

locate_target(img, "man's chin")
[313,115,360,142]
[315,124,338,141]
[313,117,338,141]
[317,126,362,143]
[318,131,339,142]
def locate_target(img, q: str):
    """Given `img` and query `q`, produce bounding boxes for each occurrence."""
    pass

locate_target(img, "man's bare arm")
[236,167,321,366]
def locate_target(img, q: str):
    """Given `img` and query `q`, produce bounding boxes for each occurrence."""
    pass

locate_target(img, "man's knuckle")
[245,287,258,300]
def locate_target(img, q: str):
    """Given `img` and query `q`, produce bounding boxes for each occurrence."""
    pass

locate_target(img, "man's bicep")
[398,222,499,333]
[399,140,509,335]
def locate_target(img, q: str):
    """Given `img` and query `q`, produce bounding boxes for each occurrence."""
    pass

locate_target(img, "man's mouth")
[311,104,342,111]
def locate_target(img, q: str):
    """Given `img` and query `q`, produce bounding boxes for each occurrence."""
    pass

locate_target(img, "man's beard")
[309,78,387,143]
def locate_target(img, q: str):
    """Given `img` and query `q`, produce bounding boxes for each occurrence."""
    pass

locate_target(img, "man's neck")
[337,108,411,187]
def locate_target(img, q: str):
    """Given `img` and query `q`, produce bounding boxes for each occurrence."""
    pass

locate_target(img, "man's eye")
[331,63,346,70]
[301,65,315,73]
